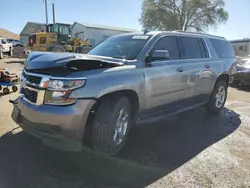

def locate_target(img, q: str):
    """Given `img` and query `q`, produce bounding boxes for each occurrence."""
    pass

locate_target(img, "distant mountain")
[0,28,19,40]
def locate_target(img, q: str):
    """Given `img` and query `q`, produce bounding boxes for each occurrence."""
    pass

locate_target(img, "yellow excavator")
[27,23,92,53]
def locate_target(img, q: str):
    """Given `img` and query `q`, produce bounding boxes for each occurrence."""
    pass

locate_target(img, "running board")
[136,102,207,125]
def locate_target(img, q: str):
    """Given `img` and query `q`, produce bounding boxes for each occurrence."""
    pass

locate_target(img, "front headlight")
[44,79,85,105]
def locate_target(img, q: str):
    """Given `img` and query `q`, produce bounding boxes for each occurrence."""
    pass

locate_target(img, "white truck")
[0,37,13,59]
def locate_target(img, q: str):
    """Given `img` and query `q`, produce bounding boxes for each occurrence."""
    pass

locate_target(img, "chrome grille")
[22,71,42,84]
[20,71,45,105]
[21,88,38,103]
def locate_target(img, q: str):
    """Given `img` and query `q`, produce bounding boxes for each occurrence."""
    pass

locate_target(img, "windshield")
[59,25,70,35]
[88,35,152,60]
[52,24,59,33]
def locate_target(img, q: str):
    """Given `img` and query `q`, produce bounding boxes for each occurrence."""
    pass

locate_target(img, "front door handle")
[177,67,184,72]
[205,65,211,69]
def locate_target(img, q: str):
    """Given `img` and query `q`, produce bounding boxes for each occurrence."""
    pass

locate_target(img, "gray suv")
[11,31,237,156]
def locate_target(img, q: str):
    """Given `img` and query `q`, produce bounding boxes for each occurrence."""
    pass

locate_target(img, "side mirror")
[151,50,169,61]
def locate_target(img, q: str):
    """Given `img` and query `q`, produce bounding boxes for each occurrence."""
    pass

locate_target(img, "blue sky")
[1,0,250,40]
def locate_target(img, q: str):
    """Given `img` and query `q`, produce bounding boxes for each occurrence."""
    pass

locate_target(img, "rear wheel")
[3,88,10,94]
[205,80,228,114]
[92,96,132,156]
[12,86,18,92]
[0,86,2,90]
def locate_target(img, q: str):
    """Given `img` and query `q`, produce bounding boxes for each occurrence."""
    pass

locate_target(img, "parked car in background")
[0,37,13,59]
[11,31,237,156]
[6,39,24,47]
[231,58,250,87]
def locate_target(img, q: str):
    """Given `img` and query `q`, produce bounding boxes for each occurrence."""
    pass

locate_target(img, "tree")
[140,0,228,32]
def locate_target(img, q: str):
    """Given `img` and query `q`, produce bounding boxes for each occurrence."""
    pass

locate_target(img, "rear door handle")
[177,67,184,72]
[205,65,211,68]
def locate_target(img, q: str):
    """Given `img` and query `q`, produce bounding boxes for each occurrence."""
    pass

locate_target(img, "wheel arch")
[97,90,139,117]
[215,73,230,87]
[85,89,140,128]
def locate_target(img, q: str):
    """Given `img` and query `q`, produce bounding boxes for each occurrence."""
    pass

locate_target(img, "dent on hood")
[27,59,124,76]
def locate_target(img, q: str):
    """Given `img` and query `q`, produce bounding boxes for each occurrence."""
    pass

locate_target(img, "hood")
[24,52,127,76]
[25,51,126,70]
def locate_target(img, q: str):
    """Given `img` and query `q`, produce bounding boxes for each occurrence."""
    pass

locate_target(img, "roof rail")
[172,30,225,39]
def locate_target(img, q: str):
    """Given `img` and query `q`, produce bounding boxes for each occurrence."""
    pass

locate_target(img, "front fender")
[70,66,147,111]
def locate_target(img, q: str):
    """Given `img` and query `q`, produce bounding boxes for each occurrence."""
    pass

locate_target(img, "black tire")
[92,96,132,156]
[0,50,3,59]
[3,87,10,94]
[9,49,13,57]
[12,86,18,92]
[205,80,228,114]
[0,86,2,90]
[51,45,66,52]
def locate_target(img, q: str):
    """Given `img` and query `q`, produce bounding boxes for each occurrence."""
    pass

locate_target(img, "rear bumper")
[12,97,96,151]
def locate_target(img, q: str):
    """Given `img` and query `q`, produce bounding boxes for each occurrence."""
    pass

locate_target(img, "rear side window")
[151,36,180,60]
[180,37,205,59]
[210,39,235,58]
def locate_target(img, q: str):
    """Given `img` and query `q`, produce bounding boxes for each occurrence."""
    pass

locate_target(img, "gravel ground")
[0,58,249,188]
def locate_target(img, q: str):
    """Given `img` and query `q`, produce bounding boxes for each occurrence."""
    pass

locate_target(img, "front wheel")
[52,45,66,52]
[3,88,10,94]
[92,96,131,156]
[0,50,3,59]
[205,80,228,114]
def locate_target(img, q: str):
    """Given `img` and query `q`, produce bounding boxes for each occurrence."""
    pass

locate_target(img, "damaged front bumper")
[11,97,96,151]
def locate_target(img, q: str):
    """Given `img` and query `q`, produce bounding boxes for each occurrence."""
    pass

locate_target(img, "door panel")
[178,37,213,105]
[144,36,188,113]
[178,60,213,104]
[145,61,188,110]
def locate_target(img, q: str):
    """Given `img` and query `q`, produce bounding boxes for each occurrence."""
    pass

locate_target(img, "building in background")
[20,21,137,47]
[71,22,137,46]
[0,28,19,40]
[230,39,250,57]
[20,22,46,45]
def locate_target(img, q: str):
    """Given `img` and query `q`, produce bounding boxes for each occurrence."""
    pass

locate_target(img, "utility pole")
[44,0,49,31]
[52,3,56,24]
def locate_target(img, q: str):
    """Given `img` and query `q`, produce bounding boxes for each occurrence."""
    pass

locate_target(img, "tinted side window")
[151,36,180,60]
[210,39,235,58]
[199,39,209,58]
[180,37,203,59]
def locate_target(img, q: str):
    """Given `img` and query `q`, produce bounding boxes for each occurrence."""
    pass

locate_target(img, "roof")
[0,28,19,40]
[20,22,46,36]
[230,39,250,44]
[74,22,137,32]
[172,30,225,39]
[148,30,226,39]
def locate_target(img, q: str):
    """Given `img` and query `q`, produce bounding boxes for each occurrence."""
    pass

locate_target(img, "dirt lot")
[0,58,250,188]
